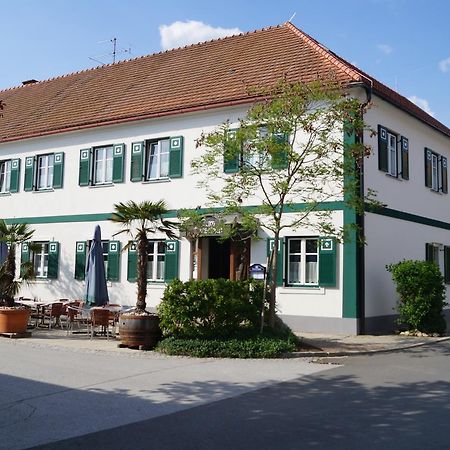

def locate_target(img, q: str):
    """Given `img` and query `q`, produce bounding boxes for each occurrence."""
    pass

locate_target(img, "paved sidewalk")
[2,328,449,357]
[296,332,450,357]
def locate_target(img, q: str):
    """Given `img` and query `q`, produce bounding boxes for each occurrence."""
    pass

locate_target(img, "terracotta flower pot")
[119,313,162,350]
[0,308,31,334]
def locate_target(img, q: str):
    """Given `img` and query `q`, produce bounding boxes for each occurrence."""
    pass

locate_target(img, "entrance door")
[208,237,230,279]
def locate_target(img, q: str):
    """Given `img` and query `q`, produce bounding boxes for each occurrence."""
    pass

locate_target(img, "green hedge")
[387,260,447,334]
[156,335,298,358]
[158,279,265,338]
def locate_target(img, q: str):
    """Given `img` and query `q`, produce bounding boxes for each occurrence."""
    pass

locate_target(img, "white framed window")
[287,237,318,286]
[147,241,165,281]
[387,132,397,177]
[93,146,113,185]
[431,153,439,191]
[145,139,169,180]
[37,154,54,190]
[0,160,11,193]
[33,242,49,278]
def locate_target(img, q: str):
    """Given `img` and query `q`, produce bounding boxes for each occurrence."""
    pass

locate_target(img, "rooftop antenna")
[89,38,132,65]
[288,12,296,22]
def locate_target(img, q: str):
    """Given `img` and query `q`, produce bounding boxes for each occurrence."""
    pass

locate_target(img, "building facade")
[1,23,449,334]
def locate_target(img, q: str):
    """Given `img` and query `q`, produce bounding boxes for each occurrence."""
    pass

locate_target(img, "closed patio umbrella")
[85,225,109,307]
[0,242,7,266]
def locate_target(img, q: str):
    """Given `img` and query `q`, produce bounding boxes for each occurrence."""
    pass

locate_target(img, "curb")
[288,336,450,358]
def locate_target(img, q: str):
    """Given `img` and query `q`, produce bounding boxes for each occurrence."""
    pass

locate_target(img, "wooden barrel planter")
[0,308,31,335]
[118,313,162,350]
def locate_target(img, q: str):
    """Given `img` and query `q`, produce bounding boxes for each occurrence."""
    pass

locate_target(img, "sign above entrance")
[249,263,266,280]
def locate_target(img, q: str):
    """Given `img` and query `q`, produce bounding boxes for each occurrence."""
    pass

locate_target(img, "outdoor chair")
[66,305,90,335]
[41,302,64,329]
[89,308,112,340]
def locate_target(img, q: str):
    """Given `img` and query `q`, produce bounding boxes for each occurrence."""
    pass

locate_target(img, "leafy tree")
[110,200,177,312]
[0,220,35,306]
[191,79,377,329]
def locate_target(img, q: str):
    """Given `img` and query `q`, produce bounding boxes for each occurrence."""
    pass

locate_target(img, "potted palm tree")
[0,220,35,334]
[110,200,177,349]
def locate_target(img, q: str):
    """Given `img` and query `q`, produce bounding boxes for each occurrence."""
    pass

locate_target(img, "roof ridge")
[0,24,284,95]
[284,22,362,82]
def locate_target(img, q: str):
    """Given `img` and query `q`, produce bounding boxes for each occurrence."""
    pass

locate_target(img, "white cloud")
[408,96,434,117]
[159,20,242,50]
[439,57,450,73]
[377,44,393,55]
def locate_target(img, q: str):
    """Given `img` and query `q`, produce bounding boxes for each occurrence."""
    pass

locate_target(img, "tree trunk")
[136,233,148,312]
[268,234,279,329]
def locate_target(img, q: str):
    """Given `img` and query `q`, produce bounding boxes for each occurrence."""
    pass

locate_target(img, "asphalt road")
[2,339,450,449]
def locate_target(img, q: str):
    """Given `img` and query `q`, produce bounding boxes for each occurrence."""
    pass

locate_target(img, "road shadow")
[27,343,450,450]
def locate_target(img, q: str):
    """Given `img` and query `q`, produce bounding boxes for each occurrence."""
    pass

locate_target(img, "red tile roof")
[1,22,449,143]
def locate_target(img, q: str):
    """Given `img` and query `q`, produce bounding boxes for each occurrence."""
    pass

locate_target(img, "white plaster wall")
[365,212,450,317]
[252,210,344,318]
[16,210,344,317]
[0,104,345,318]
[364,96,450,223]
[0,106,252,219]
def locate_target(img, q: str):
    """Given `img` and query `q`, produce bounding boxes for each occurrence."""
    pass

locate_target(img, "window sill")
[384,173,402,180]
[0,191,11,196]
[30,278,51,284]
[89,183,114,189]
[428,188,445,195]
[142,178,171,184]
[32,188,54,193]
[279,285,325,294]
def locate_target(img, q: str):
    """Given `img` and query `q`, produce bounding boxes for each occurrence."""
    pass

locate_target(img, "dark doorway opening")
[208,237,230,279]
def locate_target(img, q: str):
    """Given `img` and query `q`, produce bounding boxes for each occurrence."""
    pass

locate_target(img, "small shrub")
[158,279,265,338]
[387,260,447,334]
[156,334,298,358]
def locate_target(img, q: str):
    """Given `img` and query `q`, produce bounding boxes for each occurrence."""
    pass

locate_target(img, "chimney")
[22,79,39,85]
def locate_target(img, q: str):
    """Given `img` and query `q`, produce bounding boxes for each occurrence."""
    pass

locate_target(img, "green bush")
[156,334,298,358]
[157,278,265,338]
[387,260,447,334]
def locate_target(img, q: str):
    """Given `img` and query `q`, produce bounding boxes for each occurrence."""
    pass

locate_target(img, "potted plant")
[0,220,35,334]
[110,200,177,349]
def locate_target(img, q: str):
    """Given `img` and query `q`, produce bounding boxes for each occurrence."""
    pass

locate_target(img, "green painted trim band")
[366,205,450,230]
[5,213,113,225]
[342,126,358,319]
[4,201,346,224]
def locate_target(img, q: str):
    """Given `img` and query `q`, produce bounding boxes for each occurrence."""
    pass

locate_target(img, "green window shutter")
[79,148,92,186]
[130,142,144,182]
[20,242,31,276]
[223,129,240,173]
[75,241,87,280]
[425,148,433,188]
[266,238,284,286]
[9,159,20,193]
[444,246,450,284]
[47,242,60,279]
[24,156,35,191]
[400,136,409,180]
[112,144,125,183]
[164,240,179,282]
[168,136,184,178]
[378,125,388,173]
[425,243,434,262]
[319,237,337,287]
[271,132,289,170]
[441,156,448,194]
[53,152,64,189]
[107,240,121,281]
[127,242,138,282]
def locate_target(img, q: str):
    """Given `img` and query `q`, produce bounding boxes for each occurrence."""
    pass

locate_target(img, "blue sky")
[1,0,450,126]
